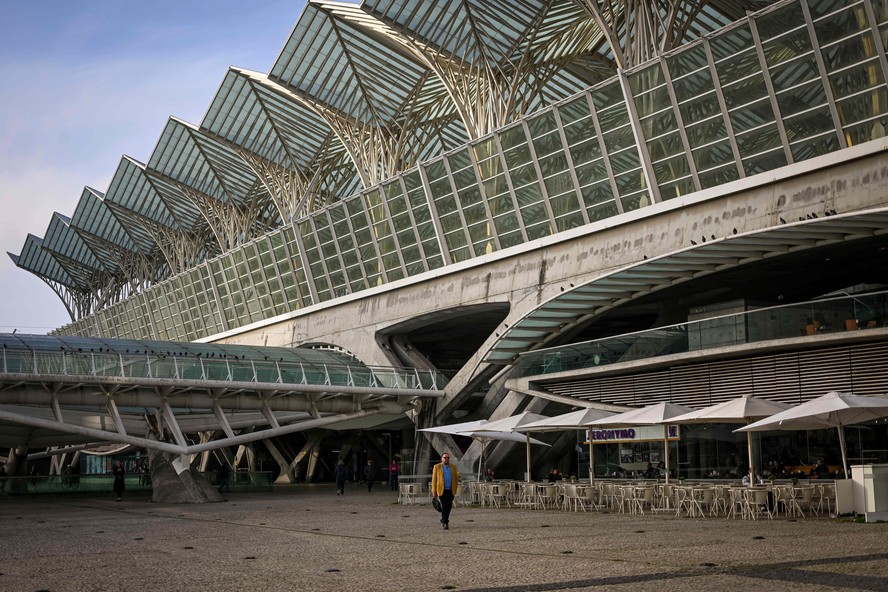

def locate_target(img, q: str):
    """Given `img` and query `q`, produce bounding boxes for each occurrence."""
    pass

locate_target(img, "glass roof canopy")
[10,0,779,326]
[0,332,446,390]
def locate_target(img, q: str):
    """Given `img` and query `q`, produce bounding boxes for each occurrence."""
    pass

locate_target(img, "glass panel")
[653,153,692,184]
[633,85,672,117]
[528,110,558,139]
[539,152,568,177]
[674,69,717,103]
[559,94,592,125]
[775,79,829,117]
[473,136,497,161]
[620,190,651,213]
[820,32,880,72]
[843,111,888,145]
[828,61,886,98]
[667,42,708,79]
[814,4,871,46]
[569,136,602,165]
[575,159,608,186]
[685,117,729,148]
[588,201,619,222]
[499,125,527,150]
[710,23,755,62]
[646,132,685,161]
[698,163,741,189]
[602,125,636,156]
[581,180,616,207]
[783,106,836,142]
[608,148,641,175]
[736,124,784,156]
[615,171,645,195]
[743,148,788,175]
[659,177,697,200]
[791,133,841,160]
[692,140,735,171]
[756,1,806,41]
[628,63,666,94]
[729,98,777,133]
[448,148,472,171]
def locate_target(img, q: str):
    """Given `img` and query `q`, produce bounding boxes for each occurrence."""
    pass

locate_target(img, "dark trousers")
[440,489,454,524]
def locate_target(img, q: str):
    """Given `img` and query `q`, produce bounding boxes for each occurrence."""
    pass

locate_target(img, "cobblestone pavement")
[1,485,886,591]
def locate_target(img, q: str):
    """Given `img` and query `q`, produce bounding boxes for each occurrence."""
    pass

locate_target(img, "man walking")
[363,459,377,492]
[431,452,459,530]
[217,463,231,494]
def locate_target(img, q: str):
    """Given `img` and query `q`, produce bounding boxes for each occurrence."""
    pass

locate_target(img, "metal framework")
[10,0,780,328]
[0,333,445,453]
[31,0,888,346]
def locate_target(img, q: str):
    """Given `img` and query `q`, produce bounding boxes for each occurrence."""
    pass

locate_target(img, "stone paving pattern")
[1,484,887,591]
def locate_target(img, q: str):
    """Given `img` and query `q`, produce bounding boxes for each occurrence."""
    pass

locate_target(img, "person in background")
[547,467,561,482]
[335,459,347,495]
[388,458,400,491]
[644,462,659,479]
[431,452,460,530]
[113,461,126,501]
[810,459,830,478]
[217,463,231,494]
[363,459,377,492]
[742,466,763,486]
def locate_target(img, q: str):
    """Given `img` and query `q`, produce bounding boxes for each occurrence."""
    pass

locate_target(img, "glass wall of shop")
[677,422,888,479]
[577,422,888,480]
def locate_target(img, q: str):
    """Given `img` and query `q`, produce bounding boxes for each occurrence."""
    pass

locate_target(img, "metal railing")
[0,348,447,391]
[517,290,888,376]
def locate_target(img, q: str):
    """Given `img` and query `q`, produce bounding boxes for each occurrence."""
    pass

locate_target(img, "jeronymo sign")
[589,425,680,443]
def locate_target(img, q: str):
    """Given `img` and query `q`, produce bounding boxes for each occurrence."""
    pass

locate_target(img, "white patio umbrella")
[737,391,888,478]
[585,402,694,483]
[515,408,618,484]
[419,418,550,480]
[472,412,551,482]
[670,396,792,478]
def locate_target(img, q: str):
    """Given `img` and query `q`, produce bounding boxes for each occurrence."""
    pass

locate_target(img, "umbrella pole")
[478,444,484,481]
[589,436,595,486]
[526,433,531,482]
[746,429,755,480]
[663,425,671,484]
[837,425,850,479]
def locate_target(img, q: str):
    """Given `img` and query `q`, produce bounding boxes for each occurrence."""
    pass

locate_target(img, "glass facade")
[58,0,888,341]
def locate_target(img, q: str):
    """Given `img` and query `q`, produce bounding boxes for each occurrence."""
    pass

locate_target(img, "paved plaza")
[1,484,887,591]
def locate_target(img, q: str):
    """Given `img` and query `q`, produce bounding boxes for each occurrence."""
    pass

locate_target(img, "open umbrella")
[419,418,549,480]
[737,391,888,478]
[585,402,694,483]
[472,412,550,482]
[515,408,617,484]
[670,396,791,479]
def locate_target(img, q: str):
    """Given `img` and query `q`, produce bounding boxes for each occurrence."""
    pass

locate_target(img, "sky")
[0,0,307,334]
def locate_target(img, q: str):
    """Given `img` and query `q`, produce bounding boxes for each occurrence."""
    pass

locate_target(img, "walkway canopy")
[0,333,445,454]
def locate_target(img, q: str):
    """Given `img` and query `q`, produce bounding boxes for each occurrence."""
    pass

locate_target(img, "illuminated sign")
[588,425,680,443]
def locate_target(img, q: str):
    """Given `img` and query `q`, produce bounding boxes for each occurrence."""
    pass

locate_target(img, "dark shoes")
[441,520,449,530]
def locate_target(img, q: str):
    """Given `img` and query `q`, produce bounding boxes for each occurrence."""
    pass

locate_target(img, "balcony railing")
[517,290,888,377]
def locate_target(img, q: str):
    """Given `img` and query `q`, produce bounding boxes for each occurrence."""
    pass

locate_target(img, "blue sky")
[0,1,307,333]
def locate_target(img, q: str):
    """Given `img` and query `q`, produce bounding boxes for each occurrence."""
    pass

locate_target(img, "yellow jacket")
[431,461,460,496]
